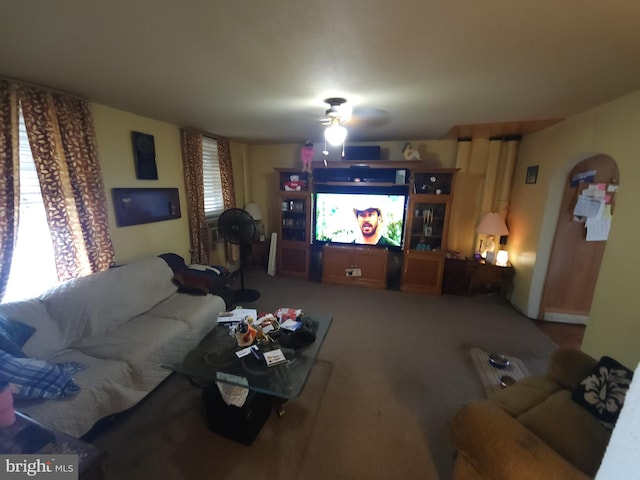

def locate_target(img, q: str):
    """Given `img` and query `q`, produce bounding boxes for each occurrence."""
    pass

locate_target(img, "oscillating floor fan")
[218,208,260,303]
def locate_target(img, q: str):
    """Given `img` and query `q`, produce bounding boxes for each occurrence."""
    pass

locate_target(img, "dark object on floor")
[202,383,271,446]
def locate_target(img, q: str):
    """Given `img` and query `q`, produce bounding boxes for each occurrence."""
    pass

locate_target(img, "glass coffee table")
[164,314,332,415]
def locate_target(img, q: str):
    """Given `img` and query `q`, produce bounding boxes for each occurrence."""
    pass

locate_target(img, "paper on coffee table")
[263,349,286,367]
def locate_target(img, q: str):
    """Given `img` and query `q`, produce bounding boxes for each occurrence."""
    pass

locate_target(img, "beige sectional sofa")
[450,348,615,479]
[0,255,226,438]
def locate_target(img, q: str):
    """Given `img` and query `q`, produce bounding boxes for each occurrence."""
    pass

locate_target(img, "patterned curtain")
[217,137,240,263]
[19,85,114,281]
[0,81,20,301]
[181,129,209,264]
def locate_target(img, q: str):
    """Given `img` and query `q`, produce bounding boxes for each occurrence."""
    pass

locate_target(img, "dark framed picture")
[131,131,158,180]
[111,188,181,226]
[526,165,539,184]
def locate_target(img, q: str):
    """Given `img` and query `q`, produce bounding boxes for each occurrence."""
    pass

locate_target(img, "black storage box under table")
[202,383,272,445]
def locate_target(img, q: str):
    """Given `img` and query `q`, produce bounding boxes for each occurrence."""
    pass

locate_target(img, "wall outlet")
[346,268,362,277]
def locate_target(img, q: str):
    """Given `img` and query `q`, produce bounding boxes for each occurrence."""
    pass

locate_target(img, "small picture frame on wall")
[131,131,158,180]
[526,165,539,184]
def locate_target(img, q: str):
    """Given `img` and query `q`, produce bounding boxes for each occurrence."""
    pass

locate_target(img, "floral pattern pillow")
[571,356,633,427]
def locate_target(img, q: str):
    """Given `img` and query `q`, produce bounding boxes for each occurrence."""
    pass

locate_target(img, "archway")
[539,154,619,323]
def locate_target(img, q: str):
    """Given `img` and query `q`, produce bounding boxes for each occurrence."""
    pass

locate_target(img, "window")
[3,107,59,302]
[202,137,224,221]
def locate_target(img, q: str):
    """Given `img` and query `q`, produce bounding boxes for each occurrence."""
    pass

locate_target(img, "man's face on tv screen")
[356,209,381,238]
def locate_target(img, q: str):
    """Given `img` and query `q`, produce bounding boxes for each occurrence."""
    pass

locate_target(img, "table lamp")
[476,212,509,263]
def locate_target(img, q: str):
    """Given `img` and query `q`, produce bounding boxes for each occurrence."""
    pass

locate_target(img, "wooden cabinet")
[401,169,457,294]
[322,244,388,289]
[275,169,311,278]
[272,163,458,294]
[442,257,515,299]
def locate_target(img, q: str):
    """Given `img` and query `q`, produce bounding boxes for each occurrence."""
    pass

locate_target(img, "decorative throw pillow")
[0,315,36,357]
[571,356,633,427]
[0,351,86,400]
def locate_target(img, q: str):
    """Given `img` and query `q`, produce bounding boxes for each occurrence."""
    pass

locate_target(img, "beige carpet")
[90,268,558,480]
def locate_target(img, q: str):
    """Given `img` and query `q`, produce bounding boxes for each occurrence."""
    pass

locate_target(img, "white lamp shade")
[476,212,509,236]
[324,124,347,146]
[244,202,263,221]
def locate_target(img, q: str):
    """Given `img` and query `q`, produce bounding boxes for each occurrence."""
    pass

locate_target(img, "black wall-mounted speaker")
[131,131,158,180]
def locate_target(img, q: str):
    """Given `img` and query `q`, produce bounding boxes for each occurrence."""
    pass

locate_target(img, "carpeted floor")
[91,267,558,480]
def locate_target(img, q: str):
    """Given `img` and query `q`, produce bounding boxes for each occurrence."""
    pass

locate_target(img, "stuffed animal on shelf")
[301,141,314,172]
[402,142,421,161]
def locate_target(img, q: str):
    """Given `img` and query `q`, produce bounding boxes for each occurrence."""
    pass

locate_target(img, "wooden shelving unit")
[275,169,311,278]
[401,169,458,294]
[273,163,458,294]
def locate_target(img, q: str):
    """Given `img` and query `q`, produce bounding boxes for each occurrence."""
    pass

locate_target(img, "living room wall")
[93,104,191,264]
[92,103,246,266]
[509,88,640,368]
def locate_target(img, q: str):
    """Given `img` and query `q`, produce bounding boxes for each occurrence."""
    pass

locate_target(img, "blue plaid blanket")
[0,352,86,399]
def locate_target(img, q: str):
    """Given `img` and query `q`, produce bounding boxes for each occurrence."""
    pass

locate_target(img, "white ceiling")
[1,1,640,144]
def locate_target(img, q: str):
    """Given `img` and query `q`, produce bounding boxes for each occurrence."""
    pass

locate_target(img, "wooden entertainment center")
[275,162,457,294]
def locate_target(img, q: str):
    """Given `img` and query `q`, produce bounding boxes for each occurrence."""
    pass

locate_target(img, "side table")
[0,412,105,479]
[442,257,515,299]
[249,239,270,268]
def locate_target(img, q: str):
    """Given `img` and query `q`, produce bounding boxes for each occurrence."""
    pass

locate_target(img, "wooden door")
[539,155,619,323]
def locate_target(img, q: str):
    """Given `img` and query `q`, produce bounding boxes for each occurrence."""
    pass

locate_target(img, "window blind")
[202,137,224,220]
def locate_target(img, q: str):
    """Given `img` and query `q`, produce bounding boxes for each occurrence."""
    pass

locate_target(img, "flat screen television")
[313,192,407,249]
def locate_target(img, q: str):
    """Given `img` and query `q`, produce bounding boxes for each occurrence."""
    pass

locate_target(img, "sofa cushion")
[517,390,611,476]
[0,315,35,357]
[147,292,225,332]
[0,351,86,400]
[0,298,67,359]
[40,256,178,345]
[71,315,192,391]
[547,348,599,390]
[451,401,592,480]
[489,375,562,417]
[571,355,633,427]
[15,350,141,438]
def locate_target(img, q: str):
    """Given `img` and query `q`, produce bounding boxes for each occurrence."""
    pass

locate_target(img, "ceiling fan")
[321,97,350,147]
[318,97,390,148]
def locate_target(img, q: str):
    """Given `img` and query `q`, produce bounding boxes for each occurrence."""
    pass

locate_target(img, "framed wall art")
[112,188,181,226]
[526,165,539,184]
[131,131,158,180]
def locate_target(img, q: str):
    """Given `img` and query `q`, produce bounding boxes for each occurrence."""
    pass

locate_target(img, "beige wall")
[509,89,640,368]
[92,104,191,264]
[92,103,250,267]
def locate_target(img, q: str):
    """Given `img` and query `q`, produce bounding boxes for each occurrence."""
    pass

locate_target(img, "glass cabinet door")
[407,201,448,252]
[281,197,307,242]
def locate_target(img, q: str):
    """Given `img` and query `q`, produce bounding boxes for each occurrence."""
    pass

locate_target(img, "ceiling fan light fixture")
[324,122,347,146]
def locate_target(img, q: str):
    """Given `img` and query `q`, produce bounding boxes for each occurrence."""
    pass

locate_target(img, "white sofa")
[0,255,226,438]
